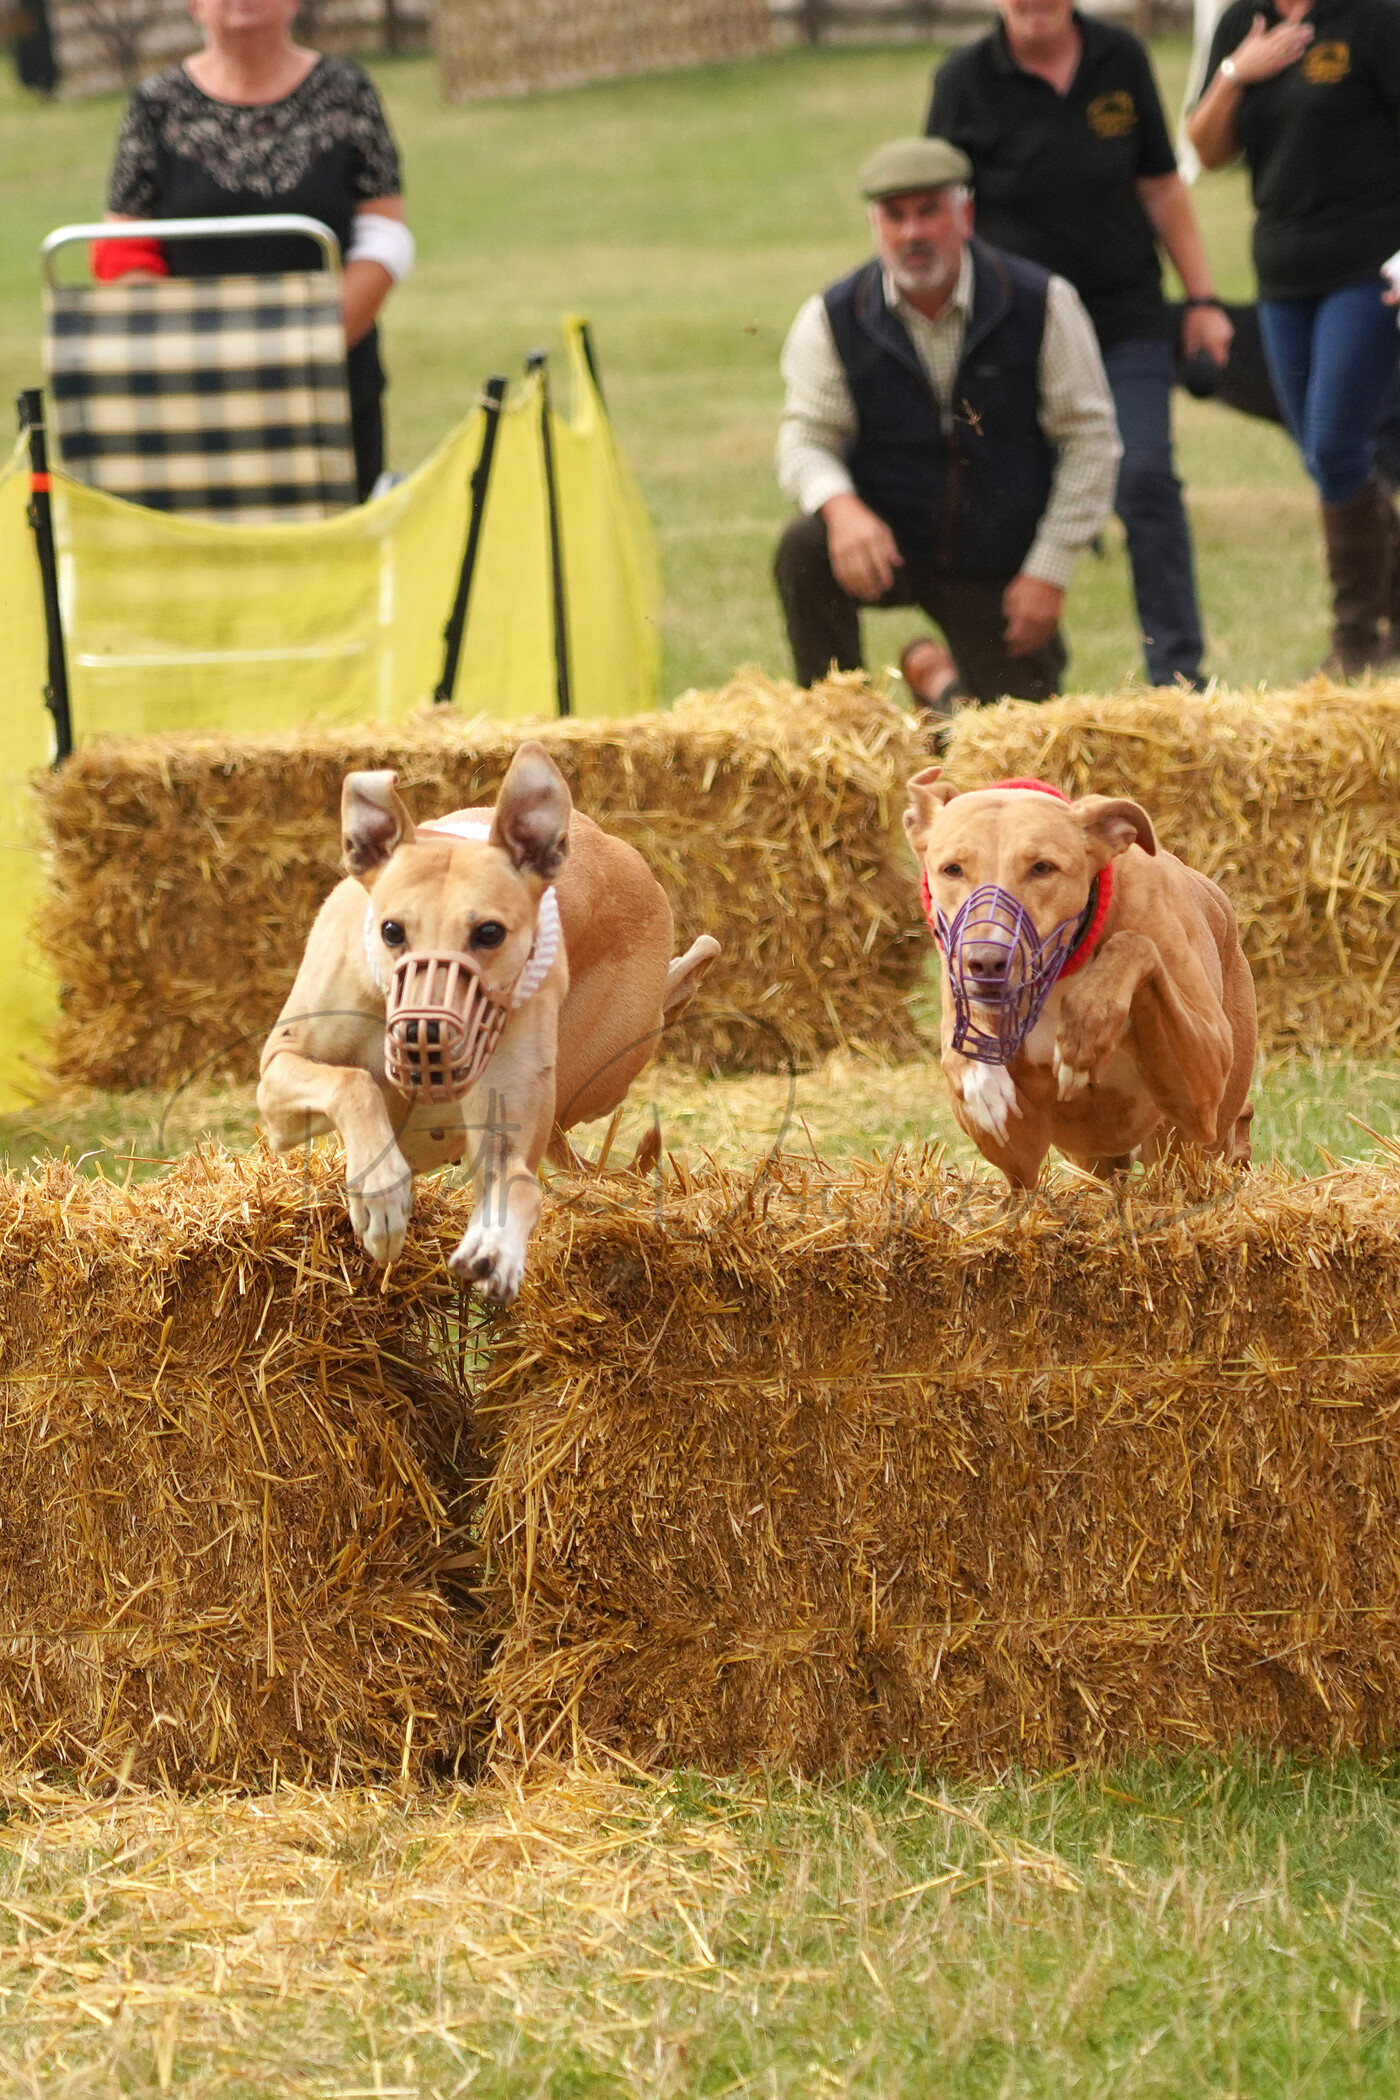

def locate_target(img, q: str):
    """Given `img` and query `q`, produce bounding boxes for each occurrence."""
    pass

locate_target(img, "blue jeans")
[1258,280,1400,504]
[1102,335,1204,687]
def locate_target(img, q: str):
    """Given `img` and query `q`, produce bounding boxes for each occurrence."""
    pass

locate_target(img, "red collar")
[917,777,1115,977]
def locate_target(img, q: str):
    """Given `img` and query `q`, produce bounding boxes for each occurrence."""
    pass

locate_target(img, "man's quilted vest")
[824,237,1055,578]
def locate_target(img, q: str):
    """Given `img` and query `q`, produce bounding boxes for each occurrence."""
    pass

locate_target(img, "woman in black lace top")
[104,0,411,498]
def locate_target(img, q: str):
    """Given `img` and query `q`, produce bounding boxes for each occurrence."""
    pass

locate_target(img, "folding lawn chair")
[40,215,357,525]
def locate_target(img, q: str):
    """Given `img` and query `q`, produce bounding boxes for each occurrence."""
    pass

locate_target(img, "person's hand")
[1003,573,1064,657]
[822,492,903,602]
[1225,11,1314,85]
[1183,303,1234,368]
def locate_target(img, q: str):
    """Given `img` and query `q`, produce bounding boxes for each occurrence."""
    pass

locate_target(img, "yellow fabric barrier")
[0,318,660,1108]
[0,452,60,1113]
[457,338,661,722]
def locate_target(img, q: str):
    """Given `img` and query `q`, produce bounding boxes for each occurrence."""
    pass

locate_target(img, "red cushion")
[91,236,169,282]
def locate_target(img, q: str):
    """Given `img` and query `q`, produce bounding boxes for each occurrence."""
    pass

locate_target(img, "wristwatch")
[1220,55,1239,81]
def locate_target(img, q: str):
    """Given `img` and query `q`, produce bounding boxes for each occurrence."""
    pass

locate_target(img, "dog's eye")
[471,920,507,951]
[381,919,407,948]
[940,861,963,879]
[1029,860,1058,877]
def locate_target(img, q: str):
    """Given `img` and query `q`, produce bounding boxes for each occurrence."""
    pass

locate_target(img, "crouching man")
[774,137,1123,711]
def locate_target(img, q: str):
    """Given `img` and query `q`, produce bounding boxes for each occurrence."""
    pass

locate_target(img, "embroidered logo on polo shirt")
[1302,40,1350,82]
[1086,91,1137,139]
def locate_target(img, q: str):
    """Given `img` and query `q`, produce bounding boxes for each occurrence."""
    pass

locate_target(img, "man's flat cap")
[858,137,972,200]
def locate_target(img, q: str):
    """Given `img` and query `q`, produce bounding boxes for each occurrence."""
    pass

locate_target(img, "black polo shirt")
[927,14,1177,350]
[1205,0,1400,301]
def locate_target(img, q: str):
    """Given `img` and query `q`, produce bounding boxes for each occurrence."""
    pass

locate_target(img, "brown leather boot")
[1383,484,1400,641]
[1320,480,1396,677]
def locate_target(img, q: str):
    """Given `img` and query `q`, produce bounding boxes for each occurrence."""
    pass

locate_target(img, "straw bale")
[479,1150,1400,1775]
[942,682,1400,1058]
[35,674,927,1092]
[435,0,772,103]
[14,1135,1400,1786]
[0,1146,485,1789]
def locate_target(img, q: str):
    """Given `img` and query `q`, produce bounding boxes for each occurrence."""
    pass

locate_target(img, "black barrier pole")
[433,374,508,706]
[579,320,606,411]
[17,389,73,764]
[526,349,573,719]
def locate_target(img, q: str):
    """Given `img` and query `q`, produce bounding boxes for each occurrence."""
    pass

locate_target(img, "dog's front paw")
[1052,1042,1092,1102]
[1053,996,1128,1102]
[449,1217,528,1303]
[959,1061,1021,1145]
[346,1144,413,1264]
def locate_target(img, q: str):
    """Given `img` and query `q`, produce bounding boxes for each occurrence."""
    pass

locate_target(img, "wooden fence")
[29,0,427,100]
[768,0,1192,40]
[19,0,1193,115]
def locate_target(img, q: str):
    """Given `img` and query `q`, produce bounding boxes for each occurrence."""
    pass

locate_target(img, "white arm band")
[345,213,415,283]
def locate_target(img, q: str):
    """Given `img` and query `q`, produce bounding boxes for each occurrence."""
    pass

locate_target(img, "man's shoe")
[900,637,959,716]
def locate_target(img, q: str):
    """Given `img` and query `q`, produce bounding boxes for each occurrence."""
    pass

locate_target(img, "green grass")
[6,1755,1400,2096]
[0,41,1328,697]
[7,1044,1400,1186]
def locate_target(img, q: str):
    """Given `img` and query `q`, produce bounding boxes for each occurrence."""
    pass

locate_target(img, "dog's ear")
[490,740,572,881]
[1074,794,1157,860]
[903,766,960,853]
[342,770,416,880]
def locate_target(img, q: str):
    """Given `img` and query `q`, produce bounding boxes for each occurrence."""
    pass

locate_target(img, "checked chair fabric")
[44,270,357,525]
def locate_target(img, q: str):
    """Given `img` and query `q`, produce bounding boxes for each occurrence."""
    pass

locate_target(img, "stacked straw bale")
[480,1151,1400,1775]
[435,0,771,102]
[11,1139,1400,1782]
[37,675,927,1092]
[943,683,1400,1058]
[0,1147,484,1789]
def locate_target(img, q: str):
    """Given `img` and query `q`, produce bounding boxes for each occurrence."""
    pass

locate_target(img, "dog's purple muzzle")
[934,883,1093,1064]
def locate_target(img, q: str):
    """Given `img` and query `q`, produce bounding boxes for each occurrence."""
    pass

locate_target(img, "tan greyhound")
[258,741,719,1300]
[903,771,1255,1186]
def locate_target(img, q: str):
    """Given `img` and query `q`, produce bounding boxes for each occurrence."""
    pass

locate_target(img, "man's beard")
[889,247,958,300]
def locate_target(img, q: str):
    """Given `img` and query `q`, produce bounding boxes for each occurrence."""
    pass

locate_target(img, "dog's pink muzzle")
[383,949,513,1105]
[364,818,563,1106]
[366,817,562,1105]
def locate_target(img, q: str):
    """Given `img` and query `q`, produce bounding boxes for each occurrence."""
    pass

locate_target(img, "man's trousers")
[1102,335,1203,689]
[773,512,1066,704]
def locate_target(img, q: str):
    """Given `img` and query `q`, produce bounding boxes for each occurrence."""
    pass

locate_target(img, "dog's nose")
[963,943,1008,983]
